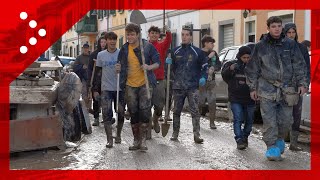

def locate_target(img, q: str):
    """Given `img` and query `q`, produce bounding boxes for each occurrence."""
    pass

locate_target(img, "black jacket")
[222,60,254,105]
[202,50,222,80]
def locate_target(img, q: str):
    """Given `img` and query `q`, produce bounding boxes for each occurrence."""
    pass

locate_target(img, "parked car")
[51,56,76,67]
[199,42,263,123]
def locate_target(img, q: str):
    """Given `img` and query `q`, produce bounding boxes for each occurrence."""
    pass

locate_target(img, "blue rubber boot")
[265,146,282,161]
[275,139,285,154]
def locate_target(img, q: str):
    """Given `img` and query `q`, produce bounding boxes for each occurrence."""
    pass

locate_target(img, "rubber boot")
[170,116,180,141]
[209,119,217,129]
[152,114,160,133]
[265,146,282,161]
[192,117,203,143]
[146,120,152,140]
[92,118,99,126]
[275,139,285,154]
[124,111,130,120]
[209,104,217,129]
[243,138,248,148]
[170,130,179,141]
[129,123,140,150]
[139,123,148,151]
[104,122,113,148]
[289,131,303,151]
[194,132,204,144]
[114,120,124,144]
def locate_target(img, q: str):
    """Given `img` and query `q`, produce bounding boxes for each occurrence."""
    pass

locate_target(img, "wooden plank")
[10,114,65,152]
[39,61,63,71]
[10,82,58,104]
[79,100,92,134]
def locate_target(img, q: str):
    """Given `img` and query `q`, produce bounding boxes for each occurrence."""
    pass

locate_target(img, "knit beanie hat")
[236,46,251,60]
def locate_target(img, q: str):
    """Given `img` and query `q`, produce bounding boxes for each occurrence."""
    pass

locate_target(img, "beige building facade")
[199,10,310,52]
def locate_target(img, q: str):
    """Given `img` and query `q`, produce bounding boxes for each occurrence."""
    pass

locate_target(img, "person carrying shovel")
[93,32,125,148]
[115,23,160,151]
[147,25,172,139]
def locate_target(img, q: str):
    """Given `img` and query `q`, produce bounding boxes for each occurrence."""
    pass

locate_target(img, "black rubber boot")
[289,131,303,151]
[114,120,124,144]
[139,123,148,151]
[104,122,113,148]
[152,114,160,133]
[129,123,140,150]
[92,118,99,126]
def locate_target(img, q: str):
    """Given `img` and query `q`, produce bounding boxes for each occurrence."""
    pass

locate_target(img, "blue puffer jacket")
[117,40,160,90]
[171,43,208,90]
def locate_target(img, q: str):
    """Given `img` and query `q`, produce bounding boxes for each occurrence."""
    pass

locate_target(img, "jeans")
[231,102,255,142]
[101,91,125,123]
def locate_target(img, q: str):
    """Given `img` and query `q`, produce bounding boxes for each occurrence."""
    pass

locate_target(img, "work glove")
[166,57,172,64]
[199,77,206,86]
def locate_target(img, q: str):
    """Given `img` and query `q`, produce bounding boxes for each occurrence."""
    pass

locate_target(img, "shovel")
[116,73,120,123]
[130,10,151,99]
[162,53,171,137]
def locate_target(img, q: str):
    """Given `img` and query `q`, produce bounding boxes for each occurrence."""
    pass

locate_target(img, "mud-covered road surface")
[10,109,310,170]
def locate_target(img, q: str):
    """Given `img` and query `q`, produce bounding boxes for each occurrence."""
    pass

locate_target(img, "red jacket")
[150,31,172,80]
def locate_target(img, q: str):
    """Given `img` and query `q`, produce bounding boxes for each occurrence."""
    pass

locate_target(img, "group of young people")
[73,15,310,161]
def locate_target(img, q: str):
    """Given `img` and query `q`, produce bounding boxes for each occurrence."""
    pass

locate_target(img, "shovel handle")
[139,36,151,99]
[165,53,171,123]
[88,61,96,100]
[116,73,120,122]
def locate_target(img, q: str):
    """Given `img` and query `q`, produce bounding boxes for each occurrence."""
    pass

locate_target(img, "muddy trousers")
[150,80,165,136]
[101,91,125,144]
[260,98,293,148]
[290,96,303,150]
[172,89,202,139]
[126,85,152,150]
[198,83,217,128]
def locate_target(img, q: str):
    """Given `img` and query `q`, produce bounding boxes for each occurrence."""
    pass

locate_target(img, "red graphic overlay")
[0,0,319,179]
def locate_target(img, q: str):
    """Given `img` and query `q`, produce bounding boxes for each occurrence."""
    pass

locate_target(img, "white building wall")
[133,10,200,48]
[304,10,311,41]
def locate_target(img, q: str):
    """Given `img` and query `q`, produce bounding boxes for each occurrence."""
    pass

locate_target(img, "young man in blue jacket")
[166,25,208,143]
[115,23,160,151]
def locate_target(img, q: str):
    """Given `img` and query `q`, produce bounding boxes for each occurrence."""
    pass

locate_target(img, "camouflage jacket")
[245,33,308,101]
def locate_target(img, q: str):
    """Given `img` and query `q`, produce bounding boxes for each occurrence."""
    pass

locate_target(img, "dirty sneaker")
[236,139,246,150]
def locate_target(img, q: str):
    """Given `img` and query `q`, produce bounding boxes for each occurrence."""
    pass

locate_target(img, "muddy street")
[10,109,310,170]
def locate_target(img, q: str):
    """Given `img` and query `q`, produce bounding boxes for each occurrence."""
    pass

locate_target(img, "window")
[171,32,177,49]
[103,10,109,18]
[118,10,124,14]
[109,10,116,16]
[224,49,237,61]
[98,10,103,19]
[119,36,124,48]
[218,19,235,51]
[279,14,293,25]
[245,21,255,43]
